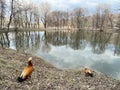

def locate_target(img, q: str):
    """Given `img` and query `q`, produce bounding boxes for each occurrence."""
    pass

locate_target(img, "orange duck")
[17,57,34,82]
[84,67,93,77]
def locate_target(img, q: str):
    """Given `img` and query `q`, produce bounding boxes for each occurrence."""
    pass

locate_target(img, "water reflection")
[9,31,51,53]
[1,30,120,80]
[1,30,120,55]
[0,32,10,48]
[90,31,112,54]
[12,31,40,52]
[114,33,120,55]
[44,30,87,50]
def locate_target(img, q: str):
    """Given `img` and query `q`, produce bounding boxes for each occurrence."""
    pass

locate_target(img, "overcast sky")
[26,0,119,13]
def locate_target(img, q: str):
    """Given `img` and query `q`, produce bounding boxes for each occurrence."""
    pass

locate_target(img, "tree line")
[0,0,119,31]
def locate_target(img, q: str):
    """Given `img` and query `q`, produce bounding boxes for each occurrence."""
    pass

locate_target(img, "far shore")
[0,27,119,33]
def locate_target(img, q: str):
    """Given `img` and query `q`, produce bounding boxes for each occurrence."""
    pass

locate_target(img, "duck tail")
[17,76,24,82]
[89,73,93,77]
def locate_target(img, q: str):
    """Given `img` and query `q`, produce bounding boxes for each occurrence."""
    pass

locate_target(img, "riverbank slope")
[0,47,120,90]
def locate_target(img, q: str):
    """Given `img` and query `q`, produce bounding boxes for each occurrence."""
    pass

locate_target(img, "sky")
[28,0,119,13]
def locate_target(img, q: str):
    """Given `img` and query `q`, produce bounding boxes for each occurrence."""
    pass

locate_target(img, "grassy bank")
[0,47,120,90]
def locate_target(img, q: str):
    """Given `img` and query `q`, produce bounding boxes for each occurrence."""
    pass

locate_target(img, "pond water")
[1,30,120,80]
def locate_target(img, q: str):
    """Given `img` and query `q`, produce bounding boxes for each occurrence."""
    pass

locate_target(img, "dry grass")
[0,47,120,90]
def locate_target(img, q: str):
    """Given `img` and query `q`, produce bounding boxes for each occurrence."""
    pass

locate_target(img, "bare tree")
[117,14,120,29]
[72,8,86,29]
[7,0,22,30]
[47,10,69,29]
[60,10,69,28]
[33,5,40,28]
[0,1,116,31]
[52,11,60,28]
[12,0,24,29]
[70,12,76,28]
[39,2,51,28]
[10,1,41,29]
[7,0,14,32]
[34,6,40,29]
[21,2,33,28]
[116,1,120,29]
[0,0,6,29]
[93,4,113,30]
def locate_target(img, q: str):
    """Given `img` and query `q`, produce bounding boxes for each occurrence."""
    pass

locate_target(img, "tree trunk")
[7,0,14,32]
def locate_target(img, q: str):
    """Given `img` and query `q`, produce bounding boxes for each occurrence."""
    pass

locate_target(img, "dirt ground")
[0,47,120,90]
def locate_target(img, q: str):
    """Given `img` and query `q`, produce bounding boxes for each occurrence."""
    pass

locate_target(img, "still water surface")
[2,30,120,80]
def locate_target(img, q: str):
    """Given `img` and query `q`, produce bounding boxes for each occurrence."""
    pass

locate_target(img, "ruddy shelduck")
[84,67,93,77]
[17,57,34,82]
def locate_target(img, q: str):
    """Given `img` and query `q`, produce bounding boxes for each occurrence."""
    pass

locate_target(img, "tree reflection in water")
[14,31,40,52]
[0,30,120,56]
[90,31,112,54]
[114,33,120,56]
[0,32,10,48]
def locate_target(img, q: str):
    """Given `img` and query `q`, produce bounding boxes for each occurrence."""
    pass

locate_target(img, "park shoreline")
[0,27,119,33]
[0,47,120,90]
